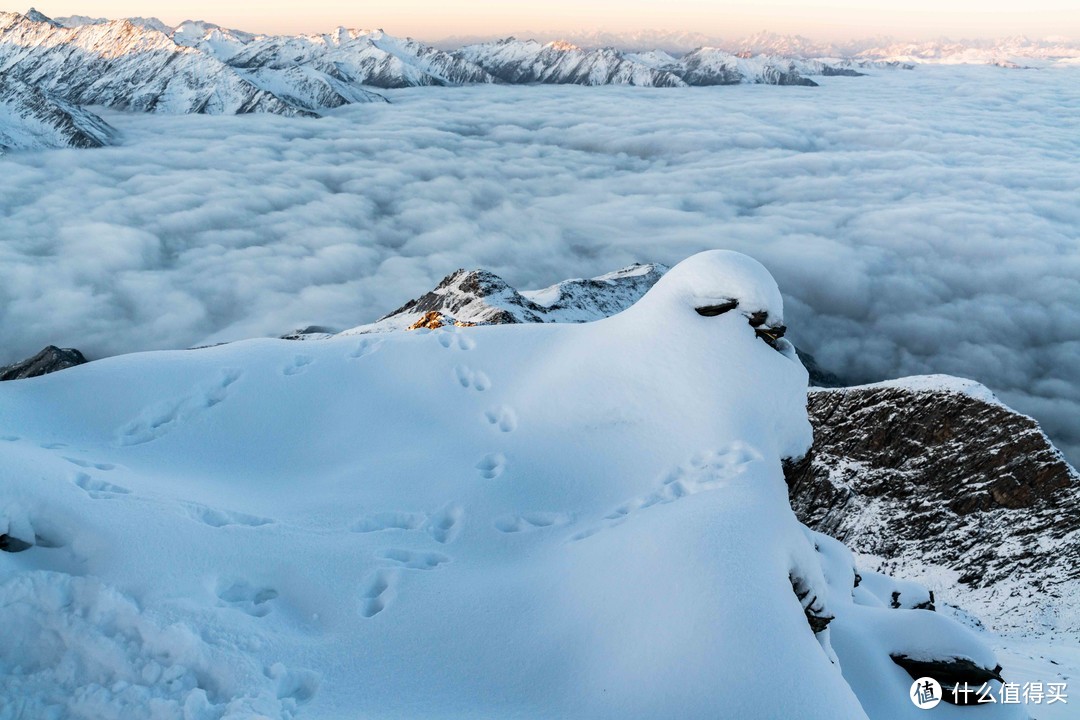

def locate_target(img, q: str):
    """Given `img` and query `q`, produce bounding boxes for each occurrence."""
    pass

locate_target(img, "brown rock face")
[785,382,1080,629]
[405,311,477,331]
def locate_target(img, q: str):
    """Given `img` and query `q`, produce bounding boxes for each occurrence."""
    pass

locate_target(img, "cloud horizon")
[2,66,1077,464]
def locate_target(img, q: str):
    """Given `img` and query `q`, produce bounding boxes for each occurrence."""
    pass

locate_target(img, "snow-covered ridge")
[333,262,671,334]
[827,374,1004,407]
[0,10,311,119]
[439,28,1080,67]
[0,250,1025,719]
[0,7,874,150]
[0,73,113,151]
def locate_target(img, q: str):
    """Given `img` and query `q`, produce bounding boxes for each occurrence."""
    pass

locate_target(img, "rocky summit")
[0,345,87,380]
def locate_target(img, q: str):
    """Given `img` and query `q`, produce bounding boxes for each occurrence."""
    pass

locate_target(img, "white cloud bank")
[1,65,1077,462]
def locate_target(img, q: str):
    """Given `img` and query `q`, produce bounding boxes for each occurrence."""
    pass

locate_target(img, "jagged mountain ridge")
[437,27,1080,65]
[335,262,672,332]
[0,345,87,379]
[0,6,867,148]
[455,39,688,86]
[0,11,312,117]
[0,73,113,151]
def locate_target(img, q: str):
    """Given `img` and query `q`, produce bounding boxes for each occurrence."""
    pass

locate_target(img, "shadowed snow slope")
[0,252,1019,719]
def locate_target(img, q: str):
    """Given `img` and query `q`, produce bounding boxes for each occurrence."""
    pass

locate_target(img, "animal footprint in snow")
[348,338,381,359]
[351,504,463,544]
[436,331,476,351]
[64,457,116,471]
[484,406,518,432]
[217,580,279,617]
[376,548,450,570]
[576,443,767,539]
[360,569,397,618]
[117,369,241,446]
[73,472,131,498]
[476,453,506,479]
[494,512,571,533]
[454,365,491,391]
[425,504,463,544]
[185,504,274,528]
[283,355,314,376]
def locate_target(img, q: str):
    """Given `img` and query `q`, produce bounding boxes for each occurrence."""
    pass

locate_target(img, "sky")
[26,1,1080,40]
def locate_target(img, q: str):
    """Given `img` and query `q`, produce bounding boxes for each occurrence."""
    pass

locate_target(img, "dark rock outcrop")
[891,655,1004,705]
[785,380,1080,630]
[0,346,87,380]
[381,268,546,325]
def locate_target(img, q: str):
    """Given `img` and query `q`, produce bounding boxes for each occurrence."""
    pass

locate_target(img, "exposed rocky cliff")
[0,74,114,151]
[0,345,87,380]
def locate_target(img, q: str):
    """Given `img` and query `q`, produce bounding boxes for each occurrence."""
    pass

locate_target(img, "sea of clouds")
[1,65,1077,462]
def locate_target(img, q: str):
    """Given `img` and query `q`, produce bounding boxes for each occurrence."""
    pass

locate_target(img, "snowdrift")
[0,251,1021,719]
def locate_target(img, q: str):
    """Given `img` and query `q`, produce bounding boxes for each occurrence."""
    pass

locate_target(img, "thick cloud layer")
[1,66,1077,462]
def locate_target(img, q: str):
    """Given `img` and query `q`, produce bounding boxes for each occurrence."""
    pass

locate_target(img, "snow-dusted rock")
[336,262,669,335]
[0,75,114,151]
[786,377,1080,633]
[0,11,313,116]
[226,28,495,89]
[0,345,88,380]
[456,38,687,86]
[678,48,820,86]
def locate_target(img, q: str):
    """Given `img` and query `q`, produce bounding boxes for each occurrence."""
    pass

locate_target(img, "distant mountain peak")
[24,7,56,25]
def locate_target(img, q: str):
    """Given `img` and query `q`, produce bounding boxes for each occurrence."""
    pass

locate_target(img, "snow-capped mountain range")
[2,7,1075,147]
[437,27,1080,64]
[0,8,868,150]
[0,73,113,151]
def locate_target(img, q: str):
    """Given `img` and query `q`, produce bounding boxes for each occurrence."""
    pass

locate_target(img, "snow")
[0,250,1027,718]
[820,374,1005,407]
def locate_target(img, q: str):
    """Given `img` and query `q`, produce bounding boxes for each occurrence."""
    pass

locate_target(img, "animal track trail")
[475,453,506,480]
[484,406,518,433]
[117,368,242,446]
[185,503,274,529]
[64,457,116,471]
[359,569,398,618]
[570,443,764,542]
[72,472,131,499]
[426,504,463,544]
[217,580,279,617]
[360,544,453,618]
[352,511,427,534]
[494,512,571,534]
[283,355,314,376]
[376,548,451,569]
[351,504,463,544]
[454,365,491,392]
